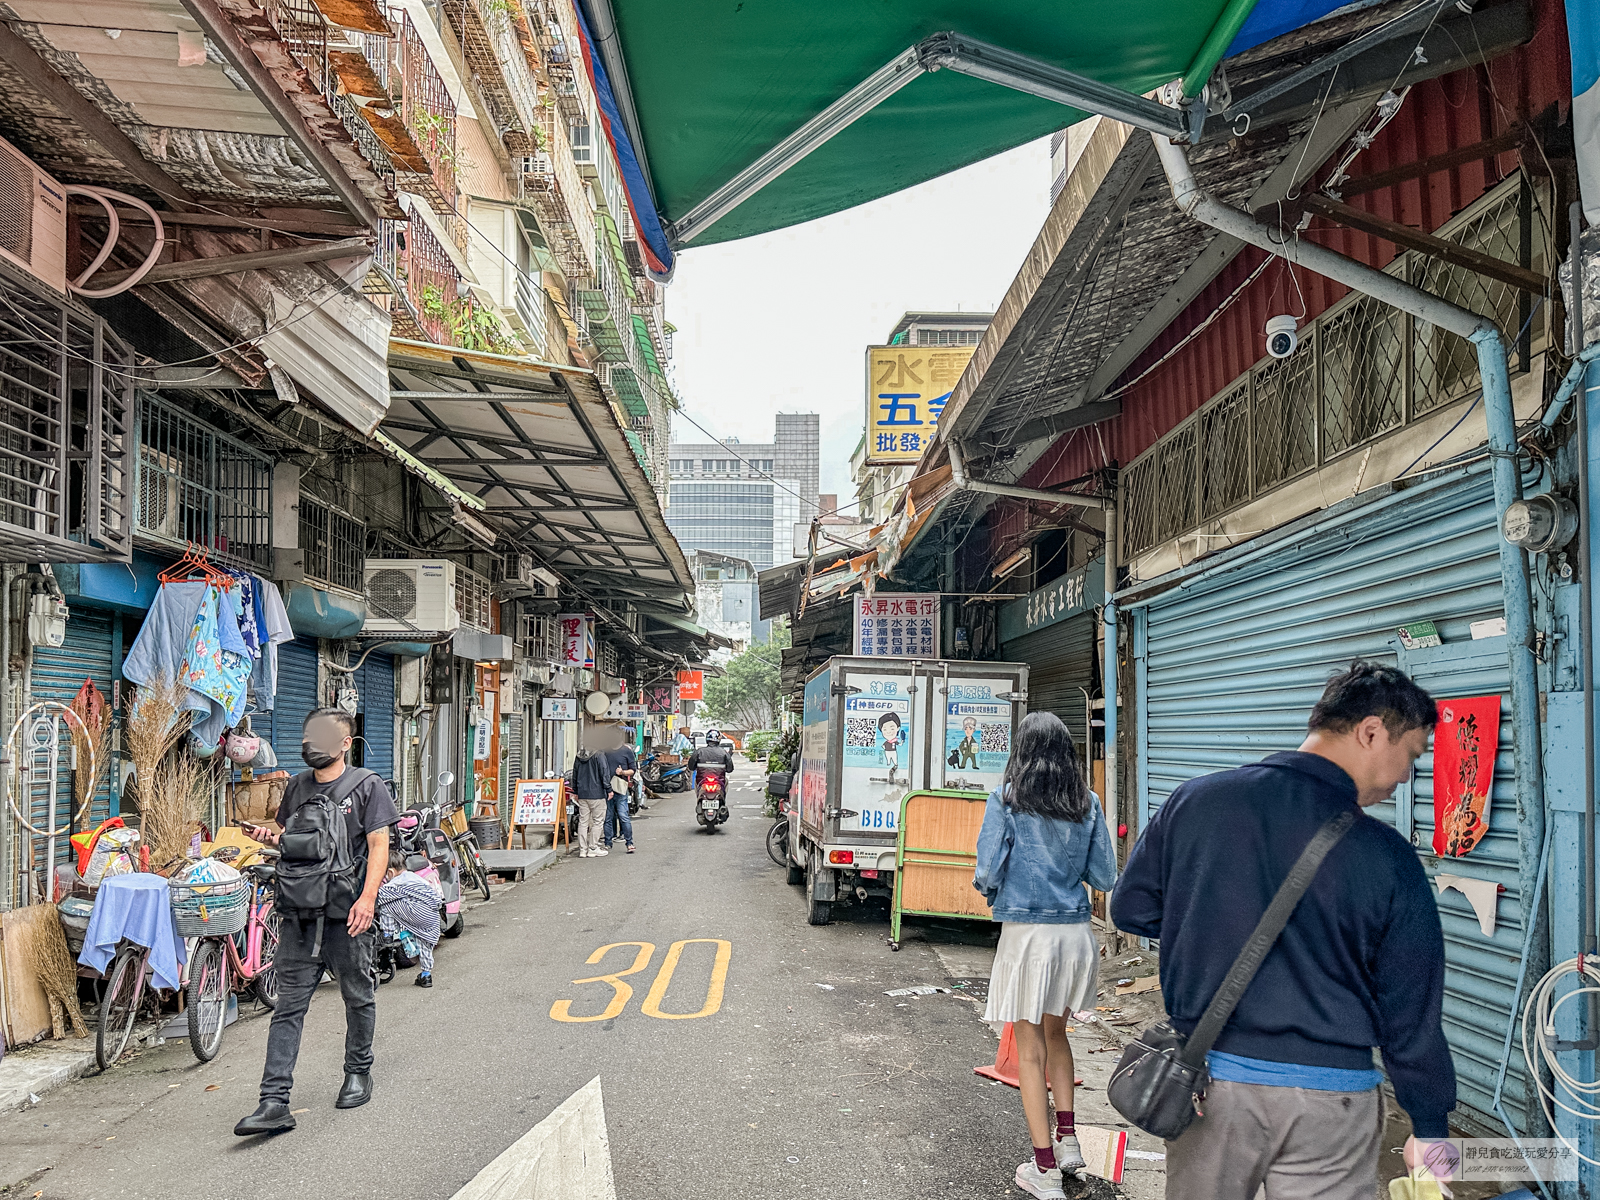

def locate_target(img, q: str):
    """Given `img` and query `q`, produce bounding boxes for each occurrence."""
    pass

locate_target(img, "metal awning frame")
[670,30,1205,246]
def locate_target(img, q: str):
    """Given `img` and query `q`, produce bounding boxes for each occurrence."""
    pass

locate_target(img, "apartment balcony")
[444,0,542,155]
[518,103,597,282]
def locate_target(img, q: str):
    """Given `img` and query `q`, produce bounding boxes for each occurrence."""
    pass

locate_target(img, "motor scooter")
[396,771,465,939]
[694,769,730,833]
[640,752,691,795]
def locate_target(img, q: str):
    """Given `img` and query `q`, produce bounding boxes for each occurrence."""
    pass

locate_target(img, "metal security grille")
[455,563,492,631]
[1121,175,1549,559]
[134,394,272,569]
[0,261,134,560]
[298,492,366,593]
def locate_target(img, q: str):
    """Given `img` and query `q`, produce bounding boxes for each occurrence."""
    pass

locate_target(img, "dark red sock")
[1056,1110,1075,1138]
[1034,1145,1057,1172]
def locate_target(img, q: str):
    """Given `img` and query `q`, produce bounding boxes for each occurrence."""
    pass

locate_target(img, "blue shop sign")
[998,558,1103,644]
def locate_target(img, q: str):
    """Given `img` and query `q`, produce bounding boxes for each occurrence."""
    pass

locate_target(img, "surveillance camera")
[1265,314,1299,359]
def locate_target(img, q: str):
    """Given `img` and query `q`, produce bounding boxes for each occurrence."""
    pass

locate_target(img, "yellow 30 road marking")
[549,942,656,1023]
[640,939,732,1020]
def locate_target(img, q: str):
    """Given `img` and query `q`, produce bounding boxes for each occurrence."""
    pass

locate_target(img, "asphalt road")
[0,761,1062,1200]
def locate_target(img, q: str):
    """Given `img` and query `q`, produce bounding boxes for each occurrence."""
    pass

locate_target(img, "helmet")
[225,731,261,765]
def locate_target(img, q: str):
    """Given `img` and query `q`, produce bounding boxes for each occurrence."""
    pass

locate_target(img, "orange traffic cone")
[975,1022,1083,1089]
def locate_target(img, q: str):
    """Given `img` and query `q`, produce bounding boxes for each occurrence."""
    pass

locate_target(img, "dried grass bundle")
[68,680,110,822]
[125,675,199,872]
[12,904,87,1039]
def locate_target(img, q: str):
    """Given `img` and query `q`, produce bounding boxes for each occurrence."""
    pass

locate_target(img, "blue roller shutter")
[270,638,320,764]
[354,652,395,783]
[1132,472,1527,1138]
[31,608,115,862]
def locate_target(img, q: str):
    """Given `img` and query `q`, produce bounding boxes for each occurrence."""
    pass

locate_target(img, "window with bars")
[1118,174,1549,561]
[914,328,982,346]
[0,262,134,561]
[298,492,365,593]
[520,612,559,662]
[135,394,272,570]
[455,563,492,631]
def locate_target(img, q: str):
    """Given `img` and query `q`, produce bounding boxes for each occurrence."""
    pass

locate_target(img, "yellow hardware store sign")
[864,344,977,464]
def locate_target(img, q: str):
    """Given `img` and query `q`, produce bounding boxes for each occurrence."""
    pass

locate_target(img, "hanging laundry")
[251,577,295,712]
[122,581,213,723]
[181,585,252,723]
[233,573,261,656]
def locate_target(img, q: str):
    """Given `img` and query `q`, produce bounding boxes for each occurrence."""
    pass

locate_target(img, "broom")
[11,904,87,1039]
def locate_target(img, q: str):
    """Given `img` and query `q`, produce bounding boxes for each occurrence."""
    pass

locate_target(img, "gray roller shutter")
[1003,612,1095,751]
[1132,473,1525,1137]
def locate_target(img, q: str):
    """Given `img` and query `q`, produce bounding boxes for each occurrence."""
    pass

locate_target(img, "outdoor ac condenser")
[362,559,461,634]
[0,134,67,294]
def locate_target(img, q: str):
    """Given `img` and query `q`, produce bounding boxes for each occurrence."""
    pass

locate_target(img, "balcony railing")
[401,12,458,203]
[0,262,134,562]
[134,394,272,571]
[399,212,463,346]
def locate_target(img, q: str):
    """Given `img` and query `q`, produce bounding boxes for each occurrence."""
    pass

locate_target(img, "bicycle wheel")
[96,947,143,1069]
[766,818,789,868]
[186,939,228,1062]
[462,836,492,901]
[253,903,281,1010]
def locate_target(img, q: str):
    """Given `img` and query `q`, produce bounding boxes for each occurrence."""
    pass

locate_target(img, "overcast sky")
[664,136,1054,509]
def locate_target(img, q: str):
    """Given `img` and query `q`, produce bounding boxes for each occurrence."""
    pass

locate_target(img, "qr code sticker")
[846,718,878,749]
[980,725,1009,753]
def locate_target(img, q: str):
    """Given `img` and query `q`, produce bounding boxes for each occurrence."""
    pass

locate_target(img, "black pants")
[259,914,376,1103]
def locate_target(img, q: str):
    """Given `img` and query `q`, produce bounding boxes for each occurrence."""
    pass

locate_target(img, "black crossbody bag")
[1106,809,1356,1140]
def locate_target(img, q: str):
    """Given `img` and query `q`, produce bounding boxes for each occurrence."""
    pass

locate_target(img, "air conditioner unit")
[362,559,460,634]
[0,135,66,294]
[138,450,183,541]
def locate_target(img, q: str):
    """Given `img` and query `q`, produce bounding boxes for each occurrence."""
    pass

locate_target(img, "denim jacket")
[973,787,1117,924]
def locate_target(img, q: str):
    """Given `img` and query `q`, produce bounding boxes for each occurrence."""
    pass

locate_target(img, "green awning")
[584,0,1262,248]
[632,315,662,378]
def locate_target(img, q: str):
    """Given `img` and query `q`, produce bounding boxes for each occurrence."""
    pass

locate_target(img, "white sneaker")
[1014,1161,1066,1199]
[577,848,591,858]
[591,848,609,857]
[1054,1134,1086,1174]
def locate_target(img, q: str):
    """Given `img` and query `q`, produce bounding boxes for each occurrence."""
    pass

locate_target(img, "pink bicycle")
[171,855,280,1062]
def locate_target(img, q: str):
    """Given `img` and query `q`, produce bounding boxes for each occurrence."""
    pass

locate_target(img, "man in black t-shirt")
[235,708,399,1136]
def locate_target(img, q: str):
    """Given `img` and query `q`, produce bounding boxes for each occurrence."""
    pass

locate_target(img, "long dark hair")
[1001,711,1090,822]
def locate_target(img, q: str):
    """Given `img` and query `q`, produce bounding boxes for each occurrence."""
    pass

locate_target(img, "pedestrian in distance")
[234,708,398,1136]
[974,711,1117,1200]
[570,726,614,857]
[606,726,638,853]
[1110,660,1451,1200]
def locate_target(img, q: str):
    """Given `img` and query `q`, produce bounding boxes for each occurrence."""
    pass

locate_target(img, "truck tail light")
[859,869,879,879]
[828,850,854,865]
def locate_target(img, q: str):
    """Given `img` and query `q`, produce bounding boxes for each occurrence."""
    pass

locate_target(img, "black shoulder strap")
[1180,809,1358,1066]
[327,766,376,806]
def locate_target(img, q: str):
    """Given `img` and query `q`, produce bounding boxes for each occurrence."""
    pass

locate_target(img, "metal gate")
[1131,470,1531,1137]
[270,638,320,762]
[1002,613,1095,754]
[31,607,116,861]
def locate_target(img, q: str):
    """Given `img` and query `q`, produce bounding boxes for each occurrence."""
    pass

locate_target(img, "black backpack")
[276,767,376,955]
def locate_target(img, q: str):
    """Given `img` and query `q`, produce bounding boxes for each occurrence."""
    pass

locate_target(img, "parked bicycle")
[95,939,155,1069]
[449,816,493,903]
[766,799,791,869]
[171,853,281,1063]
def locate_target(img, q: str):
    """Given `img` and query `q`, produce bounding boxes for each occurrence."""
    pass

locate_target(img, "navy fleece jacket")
[1110,751,1455,1137]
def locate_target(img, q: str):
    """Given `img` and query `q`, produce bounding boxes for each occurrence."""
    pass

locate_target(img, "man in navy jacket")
[1111,660,1452,1200]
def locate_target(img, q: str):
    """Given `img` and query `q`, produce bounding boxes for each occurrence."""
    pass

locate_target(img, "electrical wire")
[1524,958,1600,1165]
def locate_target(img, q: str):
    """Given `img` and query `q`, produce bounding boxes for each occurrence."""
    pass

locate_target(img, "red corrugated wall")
[990,0,1572,553]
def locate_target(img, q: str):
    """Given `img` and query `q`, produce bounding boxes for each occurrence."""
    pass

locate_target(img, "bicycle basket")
[169,874,250,937]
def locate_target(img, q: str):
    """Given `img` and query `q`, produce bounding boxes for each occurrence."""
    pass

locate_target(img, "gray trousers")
[259,914,377,1103]
[575,794,605,852]
[1165,1078,1381,1200]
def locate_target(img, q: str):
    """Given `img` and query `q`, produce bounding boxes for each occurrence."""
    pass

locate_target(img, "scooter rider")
[687,735,735,817]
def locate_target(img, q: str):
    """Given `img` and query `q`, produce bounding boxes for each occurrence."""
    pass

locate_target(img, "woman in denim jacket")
[974,711,1117,1199]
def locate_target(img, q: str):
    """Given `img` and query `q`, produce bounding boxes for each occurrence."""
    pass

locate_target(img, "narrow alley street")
[0,762,1153,1200]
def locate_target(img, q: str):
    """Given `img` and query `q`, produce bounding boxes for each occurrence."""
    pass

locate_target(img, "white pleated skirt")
[983,921,1100,1025]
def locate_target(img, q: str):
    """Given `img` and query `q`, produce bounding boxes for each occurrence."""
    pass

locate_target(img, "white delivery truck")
[784,655,1029,925]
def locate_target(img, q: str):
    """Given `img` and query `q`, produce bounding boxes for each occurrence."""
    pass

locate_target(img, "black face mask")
[301,741,339,770]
